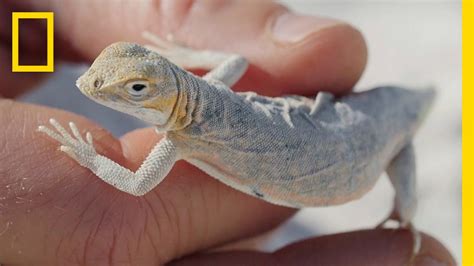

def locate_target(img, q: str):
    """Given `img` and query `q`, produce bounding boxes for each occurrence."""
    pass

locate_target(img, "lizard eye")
[125,80,150,98]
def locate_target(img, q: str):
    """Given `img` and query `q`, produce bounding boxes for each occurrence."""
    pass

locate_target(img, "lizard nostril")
[94,79,103,89]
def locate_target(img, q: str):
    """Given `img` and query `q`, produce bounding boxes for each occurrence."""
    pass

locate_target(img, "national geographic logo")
[11,12,54,73]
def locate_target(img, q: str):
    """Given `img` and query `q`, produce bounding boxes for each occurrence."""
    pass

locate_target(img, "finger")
[169,229,456,266]
[0,100,125,264]
[13,0,367,96]
[0,100,293,265]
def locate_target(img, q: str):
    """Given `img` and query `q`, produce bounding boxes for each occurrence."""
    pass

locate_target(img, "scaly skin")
[38,37,435,256]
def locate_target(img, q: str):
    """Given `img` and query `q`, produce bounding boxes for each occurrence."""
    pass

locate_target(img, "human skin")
[0,0,454,265]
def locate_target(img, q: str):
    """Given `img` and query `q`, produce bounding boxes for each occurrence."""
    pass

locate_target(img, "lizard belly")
[180,121,385,208]
[184,149,381,208]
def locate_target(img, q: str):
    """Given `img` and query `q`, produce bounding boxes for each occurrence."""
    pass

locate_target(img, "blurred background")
[19,0,462,262]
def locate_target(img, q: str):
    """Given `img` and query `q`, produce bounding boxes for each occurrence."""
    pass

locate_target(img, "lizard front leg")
[38,119,178,196]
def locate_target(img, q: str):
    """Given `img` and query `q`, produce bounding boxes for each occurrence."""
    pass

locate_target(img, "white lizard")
[38,32,435,255]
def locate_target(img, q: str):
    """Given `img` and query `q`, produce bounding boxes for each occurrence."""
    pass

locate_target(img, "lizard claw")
[377,217,421,260]
[86,132,94,145]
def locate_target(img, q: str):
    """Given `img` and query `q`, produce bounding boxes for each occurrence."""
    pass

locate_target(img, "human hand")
[0,0,454,265]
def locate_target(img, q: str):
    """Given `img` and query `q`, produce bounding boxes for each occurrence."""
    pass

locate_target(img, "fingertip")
[415,232,456,266]
[308,23,367,94]
[119,127,162,165]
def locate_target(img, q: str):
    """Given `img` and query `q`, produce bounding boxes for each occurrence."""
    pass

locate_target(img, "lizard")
[37,31,435,256]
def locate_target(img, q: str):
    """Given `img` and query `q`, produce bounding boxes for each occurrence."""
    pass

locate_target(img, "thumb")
[13,0,367,96]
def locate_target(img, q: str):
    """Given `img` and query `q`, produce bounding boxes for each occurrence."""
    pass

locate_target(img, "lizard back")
[169,81,435,207]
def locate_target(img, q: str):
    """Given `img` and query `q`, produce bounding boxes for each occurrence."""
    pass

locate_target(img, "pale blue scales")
[169,81,434,207]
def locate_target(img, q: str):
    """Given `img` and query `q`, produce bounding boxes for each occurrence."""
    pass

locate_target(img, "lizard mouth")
[77,85,105,101]
[75,79,91,96]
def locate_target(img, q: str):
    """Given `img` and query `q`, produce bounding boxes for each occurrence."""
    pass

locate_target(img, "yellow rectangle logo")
[12,12,54,72]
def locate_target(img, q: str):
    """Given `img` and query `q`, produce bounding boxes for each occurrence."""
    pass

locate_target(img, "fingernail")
[272,12,342,43]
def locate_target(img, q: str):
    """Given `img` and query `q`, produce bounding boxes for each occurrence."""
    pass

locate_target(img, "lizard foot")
[37,119,98,168]
[142,31,230,70]
[377,217,421,262]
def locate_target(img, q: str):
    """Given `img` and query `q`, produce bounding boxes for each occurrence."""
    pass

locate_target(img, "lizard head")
[76,42,179,126]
